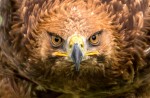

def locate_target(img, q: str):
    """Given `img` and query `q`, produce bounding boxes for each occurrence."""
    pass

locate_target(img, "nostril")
[70,43,83,48]
[80,44,84,48]
[69,44,72,48]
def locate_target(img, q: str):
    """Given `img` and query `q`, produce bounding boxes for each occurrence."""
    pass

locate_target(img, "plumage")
[0,0,150,98]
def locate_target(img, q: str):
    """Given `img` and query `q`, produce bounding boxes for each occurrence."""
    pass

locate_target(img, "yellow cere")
[69,34,84,49]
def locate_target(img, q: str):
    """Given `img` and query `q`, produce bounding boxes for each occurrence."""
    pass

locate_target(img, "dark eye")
[89,31,102,46]
[51,35,63,47]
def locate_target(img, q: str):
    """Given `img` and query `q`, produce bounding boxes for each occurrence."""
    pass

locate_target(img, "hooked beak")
[71,43,83,71]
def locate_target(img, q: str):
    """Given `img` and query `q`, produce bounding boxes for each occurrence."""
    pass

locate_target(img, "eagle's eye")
[89,31,102,46]
[50,35,63,47]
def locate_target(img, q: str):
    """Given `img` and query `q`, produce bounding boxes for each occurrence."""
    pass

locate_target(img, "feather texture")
[0,0,150,98]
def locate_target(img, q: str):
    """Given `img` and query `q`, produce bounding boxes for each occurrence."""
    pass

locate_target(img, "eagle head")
[10,0,148,97]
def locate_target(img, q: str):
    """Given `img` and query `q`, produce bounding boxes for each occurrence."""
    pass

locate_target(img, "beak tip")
[75,63,80,71]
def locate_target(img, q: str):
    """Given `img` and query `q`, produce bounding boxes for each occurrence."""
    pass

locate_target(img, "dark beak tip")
[75,63,80,71]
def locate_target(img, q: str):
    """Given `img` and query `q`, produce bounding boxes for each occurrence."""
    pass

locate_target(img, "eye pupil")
[89,31,101,46]
[92,35,96,40]
[55,37,60,42]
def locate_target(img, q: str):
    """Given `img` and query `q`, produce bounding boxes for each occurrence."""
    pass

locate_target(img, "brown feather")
[0,0,150,98]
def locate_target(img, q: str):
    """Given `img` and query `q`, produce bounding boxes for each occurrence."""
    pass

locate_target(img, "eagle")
[0,0,150,98]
